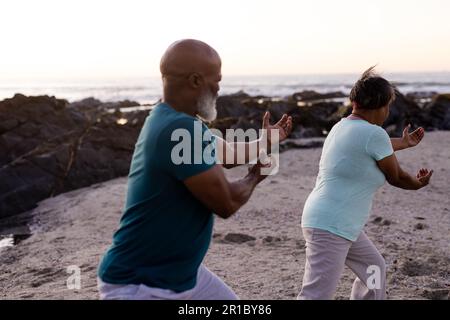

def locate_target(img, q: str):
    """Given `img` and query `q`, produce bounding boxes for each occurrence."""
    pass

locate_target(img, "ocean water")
[1,72,450,105]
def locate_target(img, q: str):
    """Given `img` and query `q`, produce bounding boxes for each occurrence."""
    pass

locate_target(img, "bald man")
[97,39,292,300]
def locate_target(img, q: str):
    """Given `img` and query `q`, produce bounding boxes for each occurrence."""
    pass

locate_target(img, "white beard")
[196,91,217,122]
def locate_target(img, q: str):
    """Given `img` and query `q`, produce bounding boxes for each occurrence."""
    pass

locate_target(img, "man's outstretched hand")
[247,150,276,183]
[262,112,293,145]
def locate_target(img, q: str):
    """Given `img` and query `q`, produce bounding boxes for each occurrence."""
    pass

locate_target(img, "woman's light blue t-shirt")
[301,118,394,241]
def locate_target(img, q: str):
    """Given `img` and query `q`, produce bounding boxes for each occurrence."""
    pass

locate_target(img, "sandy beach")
[0,131,449,300]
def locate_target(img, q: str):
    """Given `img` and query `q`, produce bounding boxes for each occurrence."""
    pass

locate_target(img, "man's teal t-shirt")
[301,118,394,241]
[98,102,216,292]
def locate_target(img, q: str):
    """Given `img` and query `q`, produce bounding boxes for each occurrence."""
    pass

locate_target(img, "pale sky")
[1,0,450,80]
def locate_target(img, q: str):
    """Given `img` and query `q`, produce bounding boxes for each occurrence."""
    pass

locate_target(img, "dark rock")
[383,90,429,136]
[424,94,450,130]
[291,90,346,102]
[405,91,438,107]
[223,233,256,243]
[102,100,140,110]
[336,90,435,136]
[69,97,103,110]
[266,100,297,120]
[290,125,323,139]
[210,117,239,135]
[290,102,344,138]
[215,90,427,141]
[0,132,24,153]
[231,117,261,132]
[17,122,40,138]
[0,119,19,133]
[216,93,252,119]
[0,94,148,219]
[13,233,32,245]
[214,92,344,139]
[279,139,324,152]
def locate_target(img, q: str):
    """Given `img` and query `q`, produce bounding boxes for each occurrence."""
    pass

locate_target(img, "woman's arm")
[376,153,433,190]
[391,125,425,152]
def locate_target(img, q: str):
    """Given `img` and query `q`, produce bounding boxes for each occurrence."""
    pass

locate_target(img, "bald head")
[160,39,222,120]
[160,39,221,78]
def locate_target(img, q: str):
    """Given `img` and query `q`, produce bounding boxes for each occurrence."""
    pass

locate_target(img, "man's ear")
[187,73,202,89]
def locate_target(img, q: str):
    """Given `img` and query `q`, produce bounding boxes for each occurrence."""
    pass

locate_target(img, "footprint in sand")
[421,289,449,300]
[262,236,282,245]
[414,223,428,230]
[29,267,65,288]
[372,216,392,226]
[400,259,434,277]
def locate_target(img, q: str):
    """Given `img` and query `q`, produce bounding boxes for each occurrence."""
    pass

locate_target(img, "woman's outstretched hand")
[402,125,425,148]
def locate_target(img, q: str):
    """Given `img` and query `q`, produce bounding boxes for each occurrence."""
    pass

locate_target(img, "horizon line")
[2,70,450,82]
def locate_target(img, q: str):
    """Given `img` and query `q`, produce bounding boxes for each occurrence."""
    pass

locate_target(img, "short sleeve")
[365,127,394,161]
[158,118,216,181]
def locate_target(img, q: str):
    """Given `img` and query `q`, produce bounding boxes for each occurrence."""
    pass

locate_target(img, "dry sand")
[0,131,449,300]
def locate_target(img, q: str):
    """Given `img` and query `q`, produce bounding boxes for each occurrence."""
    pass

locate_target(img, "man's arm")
[183,163,268,219]
[216,112,293,169]
[215,136,262,169]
